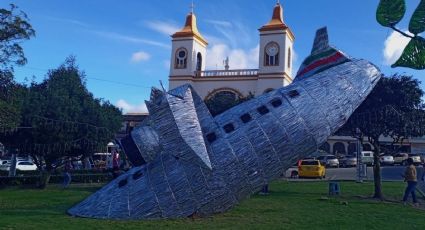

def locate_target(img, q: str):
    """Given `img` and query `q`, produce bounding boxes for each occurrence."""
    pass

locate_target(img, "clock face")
[178,50,186,59]
[266,44,278,56]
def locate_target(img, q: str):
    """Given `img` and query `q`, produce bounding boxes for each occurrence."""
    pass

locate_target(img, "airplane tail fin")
[295,27,350,80]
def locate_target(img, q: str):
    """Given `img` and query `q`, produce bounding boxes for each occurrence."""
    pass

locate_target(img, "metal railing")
[195,69,258,77]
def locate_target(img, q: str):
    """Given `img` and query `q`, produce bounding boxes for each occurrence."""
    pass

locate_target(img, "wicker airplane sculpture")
[69,27,382,219]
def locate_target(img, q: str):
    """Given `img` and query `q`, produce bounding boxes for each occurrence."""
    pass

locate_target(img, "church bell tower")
[169,8,208,90]
[257,2,295,93]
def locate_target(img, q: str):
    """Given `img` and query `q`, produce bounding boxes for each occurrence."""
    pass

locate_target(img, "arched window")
[175,48,187,69]
[196,52,202,71]
[264,42,279,66]
[287,48,291,68]
[204,88,243,116]
[333,142,346,155]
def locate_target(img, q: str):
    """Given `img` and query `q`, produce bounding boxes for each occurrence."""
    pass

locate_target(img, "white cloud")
[163,60,171,70]
[212,21,251,48]
[206,44,259,69]
[93,30,170,49]
[204,19,232,27]
[130,51,150,63]
[145,20,180,36]
[383,30,412,65]
[116,99,148,114]
[292,49,300,73]
[45,16,89,27]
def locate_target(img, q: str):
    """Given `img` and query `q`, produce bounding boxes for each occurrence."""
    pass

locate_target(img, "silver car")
[317,155,339,168]
[341,155,357,167]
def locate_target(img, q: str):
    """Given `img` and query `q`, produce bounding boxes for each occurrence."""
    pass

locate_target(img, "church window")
[196,52,202,71]
[175,48,187,69]
[264,42,279,66]
[288,48,291,68]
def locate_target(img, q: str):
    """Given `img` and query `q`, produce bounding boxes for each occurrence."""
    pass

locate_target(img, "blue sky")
[3,0,423,113]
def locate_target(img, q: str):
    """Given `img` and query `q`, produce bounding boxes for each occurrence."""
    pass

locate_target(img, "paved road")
[285,165,424,181]
[285,165,425,196]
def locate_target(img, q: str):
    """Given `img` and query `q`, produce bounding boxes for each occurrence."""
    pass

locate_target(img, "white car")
[379,154,394,166]
[0,161,37,171]
[353,151,374,166]
[408,154,421,166]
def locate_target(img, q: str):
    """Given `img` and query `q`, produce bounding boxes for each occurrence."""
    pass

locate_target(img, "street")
[286,165,425,181]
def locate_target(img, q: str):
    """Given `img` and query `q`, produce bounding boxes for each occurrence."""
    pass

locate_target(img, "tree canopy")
[0,4,35,130]
[0,4,35,73]
[1,57,123,175]
[338,74,424,199]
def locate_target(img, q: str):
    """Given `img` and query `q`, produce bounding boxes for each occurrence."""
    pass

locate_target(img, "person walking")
[112,151,120,179]
[402,158,418,206]
[62,159,72,188]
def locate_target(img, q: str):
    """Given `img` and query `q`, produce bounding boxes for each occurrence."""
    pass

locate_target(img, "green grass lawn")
[0,181,424,230]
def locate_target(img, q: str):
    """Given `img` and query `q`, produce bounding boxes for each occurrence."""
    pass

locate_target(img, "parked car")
[379,154,394,166]
[340,155,357,167]
[394,153,409,165]
[298,160,326,179]
[0,161,37,171]
[353,151,374,166]
[317,155,339,168]
[0,159,10,165]
[408,154,421,166]
[361,151,374,166]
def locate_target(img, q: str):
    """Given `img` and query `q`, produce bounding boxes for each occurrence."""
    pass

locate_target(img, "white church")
[163,2,425,157]
[168,2,294,100]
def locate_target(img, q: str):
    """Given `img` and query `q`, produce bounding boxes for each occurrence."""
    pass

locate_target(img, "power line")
[19,66,157,89]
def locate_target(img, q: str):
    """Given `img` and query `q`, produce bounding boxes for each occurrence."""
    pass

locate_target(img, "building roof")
[171,12,208,46]
[259,3,295,40]
[123,113,149,122]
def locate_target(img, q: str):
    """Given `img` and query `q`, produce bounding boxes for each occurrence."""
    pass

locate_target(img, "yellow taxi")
[298,159,326,179]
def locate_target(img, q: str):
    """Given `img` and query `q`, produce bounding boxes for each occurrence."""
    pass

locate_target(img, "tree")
[0,72,24,130]
[376,0,425,69]
[2,57,122,188]
[0,4,35,72]
[339,74,424,199]
[205,91,254,117]
[0,4,35,130]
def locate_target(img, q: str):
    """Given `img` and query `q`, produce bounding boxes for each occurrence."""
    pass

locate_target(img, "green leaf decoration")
[392,36,425,69]
[409,0,425,35]
[376,0,406,27]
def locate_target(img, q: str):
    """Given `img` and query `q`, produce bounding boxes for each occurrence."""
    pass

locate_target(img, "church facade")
[168,2,294,101]
[164,2,425,158]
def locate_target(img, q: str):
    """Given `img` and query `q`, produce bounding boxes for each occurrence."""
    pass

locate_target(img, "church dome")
[172,12,208,46]
[259,2,294,40]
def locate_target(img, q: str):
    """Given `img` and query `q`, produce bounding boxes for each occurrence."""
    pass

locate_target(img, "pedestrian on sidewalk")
[402,158,419,206]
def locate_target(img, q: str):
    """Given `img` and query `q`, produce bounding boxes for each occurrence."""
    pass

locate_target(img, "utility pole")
[356,128,363,183]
